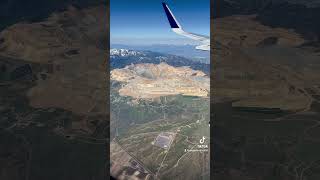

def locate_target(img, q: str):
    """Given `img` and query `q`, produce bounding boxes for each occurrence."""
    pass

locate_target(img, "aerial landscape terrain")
[109,48,210,180]
[212,0,320,180]
[0,1,108,180]
[1,0,320,180]
[109,1,211,179]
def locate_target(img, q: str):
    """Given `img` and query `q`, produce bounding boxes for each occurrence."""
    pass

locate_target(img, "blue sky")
[110,0,210,45]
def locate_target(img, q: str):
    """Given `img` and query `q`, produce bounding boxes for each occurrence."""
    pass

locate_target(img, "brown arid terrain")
[213,15,305,47]
[111,63,209,99]
[0,4,108,180]
[0,5,107,115]
[212,11,320,180]
[212,15,320,112]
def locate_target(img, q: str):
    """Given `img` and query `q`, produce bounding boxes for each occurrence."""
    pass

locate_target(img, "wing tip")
[162,2,180,29]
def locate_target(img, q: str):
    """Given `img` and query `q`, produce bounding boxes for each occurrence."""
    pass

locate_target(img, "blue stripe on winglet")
[162,2,179,28]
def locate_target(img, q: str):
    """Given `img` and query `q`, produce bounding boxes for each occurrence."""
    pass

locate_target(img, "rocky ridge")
[0,5,107,115]
[212,15,320,111]
[111,63,209,99]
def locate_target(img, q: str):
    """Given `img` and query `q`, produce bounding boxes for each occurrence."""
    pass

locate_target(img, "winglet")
[162,2,180,29]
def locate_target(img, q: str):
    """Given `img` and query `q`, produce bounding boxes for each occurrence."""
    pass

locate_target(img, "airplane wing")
[162,2,210,50]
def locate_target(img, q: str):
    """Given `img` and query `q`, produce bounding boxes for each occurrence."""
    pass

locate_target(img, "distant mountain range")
[110,48,210,74]
[111,44,210,64]
[110,49,145,57]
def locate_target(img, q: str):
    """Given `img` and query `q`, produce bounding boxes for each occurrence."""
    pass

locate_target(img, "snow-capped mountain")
[110,49,145,57]
[110,48,210,74]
